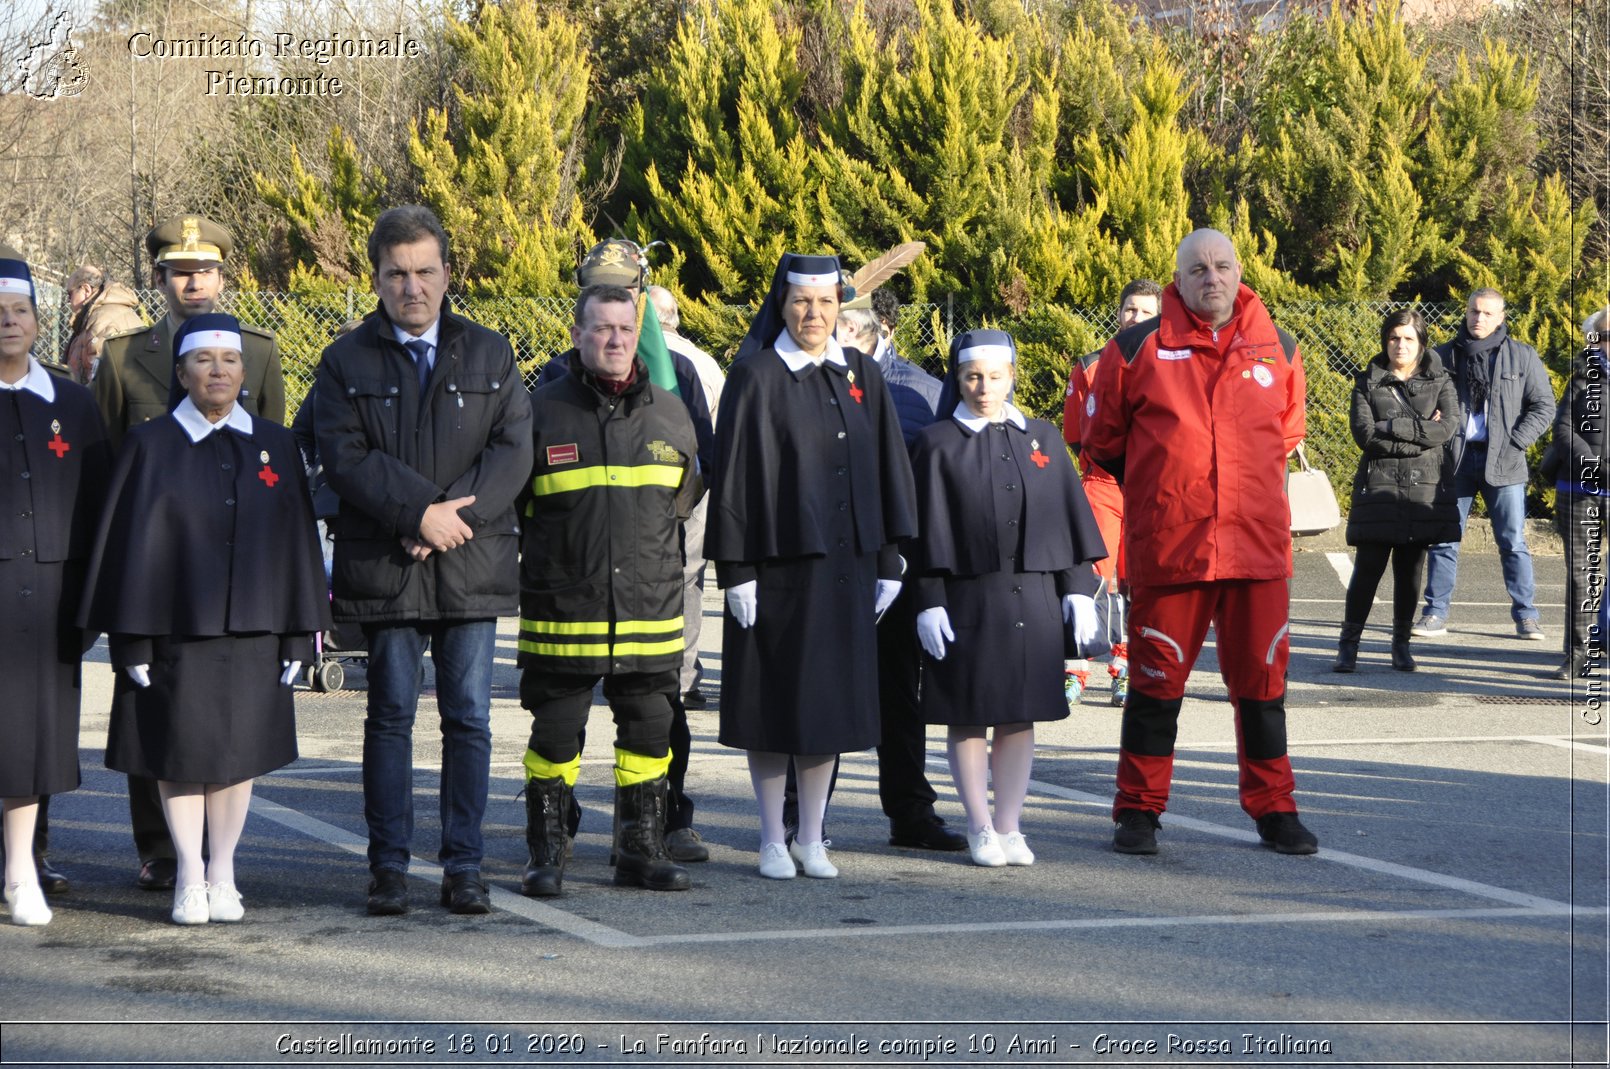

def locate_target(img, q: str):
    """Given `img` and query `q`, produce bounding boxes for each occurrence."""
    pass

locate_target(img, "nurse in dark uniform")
[0,250,110,926]
[706,253,917,880]
[80,314,329,925]
[909,330,1106,867]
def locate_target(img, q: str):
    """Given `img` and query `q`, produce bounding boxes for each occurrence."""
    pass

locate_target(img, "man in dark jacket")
[1413,288,1555,641]
[315,206,533,917]
[532,244,716,864]
[516,285,702,897]
[1549,308,1608,678]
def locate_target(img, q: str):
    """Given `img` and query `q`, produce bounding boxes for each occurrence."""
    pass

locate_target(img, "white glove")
[280,660,302,686]
[916,607,955,661]
[874,579,902,616]
[126,665,151,688]
[726,580,758,629]
[1064,593,1099,647]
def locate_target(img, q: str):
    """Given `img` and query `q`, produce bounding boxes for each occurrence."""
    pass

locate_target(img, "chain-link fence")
[43,287,1551,516]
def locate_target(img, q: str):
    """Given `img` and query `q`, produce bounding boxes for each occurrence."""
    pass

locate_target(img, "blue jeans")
[361,619,496,876]
[1422,454,1536,622]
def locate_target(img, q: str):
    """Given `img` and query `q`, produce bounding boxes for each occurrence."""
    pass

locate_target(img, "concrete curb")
[1296,517,1562,555]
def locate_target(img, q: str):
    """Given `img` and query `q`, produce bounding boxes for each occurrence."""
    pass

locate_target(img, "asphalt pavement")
[1,533,1605,1069]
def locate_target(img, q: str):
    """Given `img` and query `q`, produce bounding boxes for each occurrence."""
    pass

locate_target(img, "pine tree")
[620,0,820,305]
[1242,2,1453,297]
[1456,173,1601,377]
[408,0,595,295]
[253,127,385,290]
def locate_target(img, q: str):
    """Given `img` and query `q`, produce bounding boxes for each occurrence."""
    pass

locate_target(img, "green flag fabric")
[636,296,680,396]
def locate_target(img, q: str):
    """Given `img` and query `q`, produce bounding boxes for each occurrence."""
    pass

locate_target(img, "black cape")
[910,414,1106,595]
[705,346,917,570]
[79,413,331,653]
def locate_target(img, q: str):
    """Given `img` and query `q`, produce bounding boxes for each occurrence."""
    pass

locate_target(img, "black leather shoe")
[136,857,177,891]
[366,869,409,916]
[682,686,707,709]
[440,871,491,914]
[888,818,967,852]
[35,857,69,896]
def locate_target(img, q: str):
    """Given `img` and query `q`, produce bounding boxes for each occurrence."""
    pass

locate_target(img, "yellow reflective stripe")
[531,464,683,496]
[518,639,611,657]
[520,618,609,636]
[612,637,684,657]
[614,616,684,636]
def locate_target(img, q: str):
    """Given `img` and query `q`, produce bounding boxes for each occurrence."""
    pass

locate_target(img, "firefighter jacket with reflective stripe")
[1083,283,1305,586]
[517,359,703,675]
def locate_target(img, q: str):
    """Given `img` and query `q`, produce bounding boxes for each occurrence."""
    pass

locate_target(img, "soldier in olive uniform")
[91,215,285,890]
[94,216,284,449]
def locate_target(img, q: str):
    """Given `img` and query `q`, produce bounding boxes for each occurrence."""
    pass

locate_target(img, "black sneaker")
[1113,809,1160,854]
[1256,811,1319,855]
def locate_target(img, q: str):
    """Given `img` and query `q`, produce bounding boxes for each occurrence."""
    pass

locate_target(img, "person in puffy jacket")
[1084,228,1318,858]
[1335,310,1461,673]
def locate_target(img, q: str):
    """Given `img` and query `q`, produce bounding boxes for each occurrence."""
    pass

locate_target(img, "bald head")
[1174,228,1242,329]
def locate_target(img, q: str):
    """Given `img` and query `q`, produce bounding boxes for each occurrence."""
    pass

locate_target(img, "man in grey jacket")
[1413,287,1554,640]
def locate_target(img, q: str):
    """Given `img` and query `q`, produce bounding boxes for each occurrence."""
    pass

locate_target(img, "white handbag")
[1287,443,1342,535]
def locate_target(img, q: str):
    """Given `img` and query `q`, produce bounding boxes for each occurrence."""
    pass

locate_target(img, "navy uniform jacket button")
[225,498,235,506]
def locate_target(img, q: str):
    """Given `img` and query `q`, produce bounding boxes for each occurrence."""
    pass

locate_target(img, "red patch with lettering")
[1030,450,1050,468]
[546,443,579,466]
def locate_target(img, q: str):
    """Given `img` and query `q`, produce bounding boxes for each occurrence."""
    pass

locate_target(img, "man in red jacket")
[1084,229,1319,857]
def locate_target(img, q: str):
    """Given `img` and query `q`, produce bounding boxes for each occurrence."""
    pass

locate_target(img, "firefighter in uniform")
[516,284,703,896]
[1084,229,1319,857]
[90,215,285,892]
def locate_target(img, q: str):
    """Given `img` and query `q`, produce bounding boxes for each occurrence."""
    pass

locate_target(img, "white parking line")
[1021,777,1579,912]
[251,750,1589,949]
[1325,551,1355,589]
[633,905,1593,947]
[247,796,647,948]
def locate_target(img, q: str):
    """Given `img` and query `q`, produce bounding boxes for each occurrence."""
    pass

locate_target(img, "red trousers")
[1113,578,1297,819]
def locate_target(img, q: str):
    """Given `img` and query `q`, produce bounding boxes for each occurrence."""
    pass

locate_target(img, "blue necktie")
[404,338,432,393]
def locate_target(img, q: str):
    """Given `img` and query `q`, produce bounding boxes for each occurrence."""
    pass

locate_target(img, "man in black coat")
[315,206,533,917]
[1414,287,1554,641]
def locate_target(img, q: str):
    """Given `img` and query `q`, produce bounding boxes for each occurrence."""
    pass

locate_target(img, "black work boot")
[520,777,572,898]
[1332,623,1363,673]
[612,778,690,891]
[1390,620,1416,672]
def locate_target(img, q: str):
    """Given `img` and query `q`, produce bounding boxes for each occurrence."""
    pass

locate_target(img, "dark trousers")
[1344,543,1426,628]
[785,585,941,830]
[1557,492,1606,669]
[130,774,177,861]
[521,668,677,762]
[561,675,698,832]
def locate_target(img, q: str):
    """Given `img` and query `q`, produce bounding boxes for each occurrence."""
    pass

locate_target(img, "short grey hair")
[1467,286,1505,310]
[67,265,104,290]
[838,306,880,343]
[1585,307,1610,339]
[647,286,679,332]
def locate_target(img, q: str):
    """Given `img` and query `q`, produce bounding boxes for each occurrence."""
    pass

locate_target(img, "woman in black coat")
[80,314,329,925]
[910,331,1105,867]
[706,253,917,881]
[0,251,110,927]
[1336,310,1461,672]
